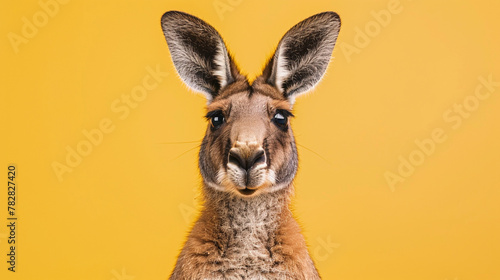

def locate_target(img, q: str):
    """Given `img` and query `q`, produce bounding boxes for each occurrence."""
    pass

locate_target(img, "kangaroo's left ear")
[262,12,341,103]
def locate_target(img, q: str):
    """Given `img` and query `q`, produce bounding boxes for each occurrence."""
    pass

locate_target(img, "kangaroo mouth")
[226,160,268,190]
[237,188,257,196]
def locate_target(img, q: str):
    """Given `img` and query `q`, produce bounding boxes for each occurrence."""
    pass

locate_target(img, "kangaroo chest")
[201,192,296,279]
[171,189,319,279]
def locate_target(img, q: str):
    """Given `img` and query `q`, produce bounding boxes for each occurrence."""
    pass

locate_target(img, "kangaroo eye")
[274,113,286,124]
[210,113,225,129]
[272,110,289,130]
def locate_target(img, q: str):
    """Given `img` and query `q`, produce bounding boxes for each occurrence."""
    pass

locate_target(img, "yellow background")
[1,0,499,279]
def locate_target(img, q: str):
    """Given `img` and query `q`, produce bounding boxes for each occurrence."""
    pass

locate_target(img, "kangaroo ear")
[161,11,238,102]
[262,12,341,103]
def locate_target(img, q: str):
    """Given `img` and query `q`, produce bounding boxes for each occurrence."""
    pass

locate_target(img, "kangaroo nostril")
[249,150,266,168]
[228,150,246,170]
[228,149,266,171]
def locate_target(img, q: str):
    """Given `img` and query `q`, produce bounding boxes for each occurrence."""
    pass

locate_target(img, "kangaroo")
[160,11,341,280]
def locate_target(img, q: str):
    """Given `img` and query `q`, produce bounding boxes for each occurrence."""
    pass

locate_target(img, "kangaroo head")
[161,11,340,197]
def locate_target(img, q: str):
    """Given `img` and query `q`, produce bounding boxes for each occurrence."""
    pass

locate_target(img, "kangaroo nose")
[228,148,266,171]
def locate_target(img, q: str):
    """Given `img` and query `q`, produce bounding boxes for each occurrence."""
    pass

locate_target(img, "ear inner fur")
[161,11,242,101]
[262,12,341,102]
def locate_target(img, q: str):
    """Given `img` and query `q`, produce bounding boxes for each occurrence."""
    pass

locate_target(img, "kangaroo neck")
[202,186,293,241]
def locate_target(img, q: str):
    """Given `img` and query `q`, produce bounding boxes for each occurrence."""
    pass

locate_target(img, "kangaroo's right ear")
[161,11,238,102]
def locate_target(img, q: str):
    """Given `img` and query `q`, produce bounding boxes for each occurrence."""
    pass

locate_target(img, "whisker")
[296,143,332,166]
[156,139,202,145]
[170,144,201,161]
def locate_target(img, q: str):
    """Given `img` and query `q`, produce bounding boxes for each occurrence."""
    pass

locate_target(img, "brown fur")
[169,83,315,280]
[170,187,319,279]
